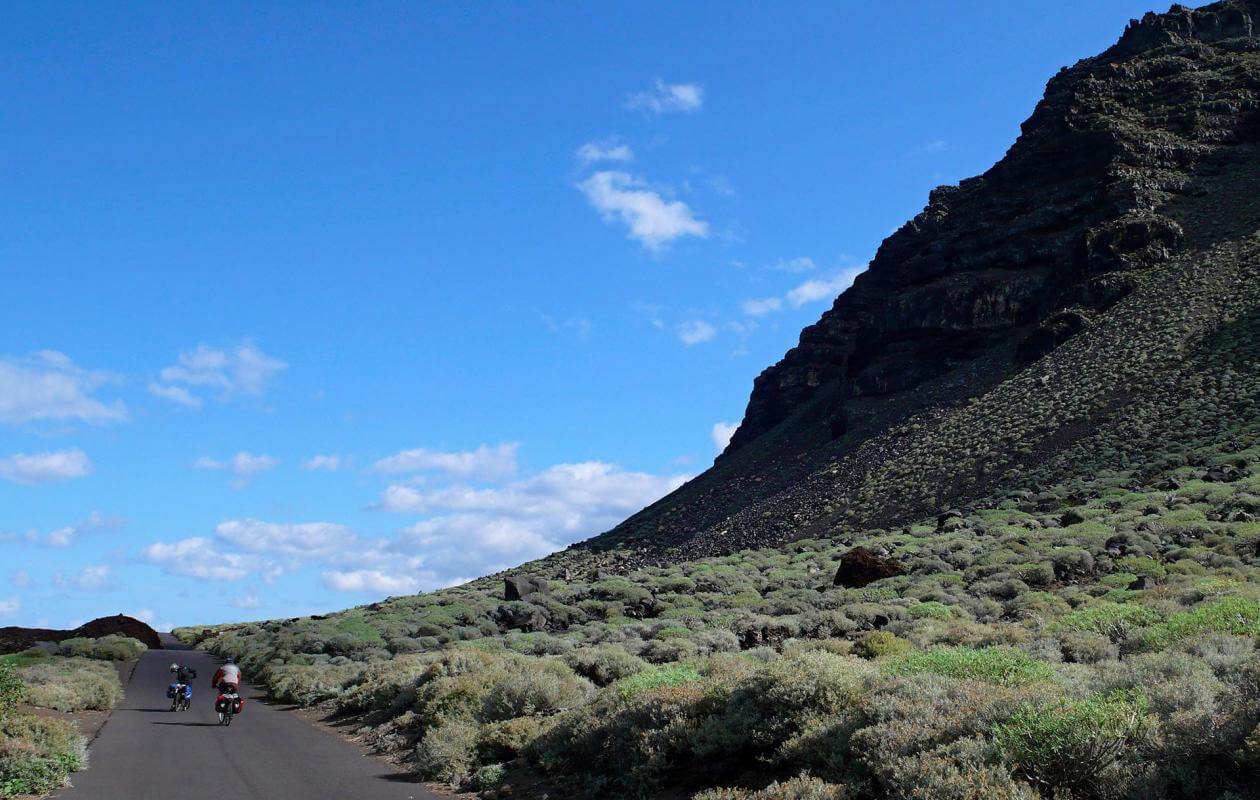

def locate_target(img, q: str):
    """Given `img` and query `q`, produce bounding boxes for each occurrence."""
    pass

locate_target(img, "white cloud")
[53,564,113,591]
[738,264,868,319]
[0,449,92,486]
[11,571,30,588]
[0,351,126,426]
[24,511,116,548]
[372,443,518,482]
[230,594,261,609]
[577,138,634,165]
[300,454,343,471]
[625,80,704,114]
[676,320,717,346]
[147,382,201,408]
[366,461,688,585]
[0,597,18,617]
[765,256,816,273]
[711,421,738,453]
[322,570,422,595]
[194,451,280,488]
[143,519,357,584]
[578,171,708,251]
[741,297,783,317]
[215,519,356,559]
[141,537,258,582]
[787,268,864,308]
[151,342,286,406]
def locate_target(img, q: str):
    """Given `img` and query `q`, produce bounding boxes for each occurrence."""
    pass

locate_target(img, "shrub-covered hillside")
[179,423,1260,798]
[178,2,1260,797]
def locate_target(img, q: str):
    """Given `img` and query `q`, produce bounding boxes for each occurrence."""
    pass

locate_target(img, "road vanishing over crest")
[54,635,439,800]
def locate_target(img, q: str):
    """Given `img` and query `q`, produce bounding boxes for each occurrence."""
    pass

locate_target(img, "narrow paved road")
[55,636,438,800]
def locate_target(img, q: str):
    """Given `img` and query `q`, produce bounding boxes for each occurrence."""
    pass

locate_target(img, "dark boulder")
[1204,464,1246,483]
[494,602,548,632]
[833,547,906,588]
[1061,509,1088,526]
[504,575,550,602]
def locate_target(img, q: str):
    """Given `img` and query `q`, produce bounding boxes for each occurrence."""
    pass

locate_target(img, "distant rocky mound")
[0,614,162,653]
[586,0,1260,564]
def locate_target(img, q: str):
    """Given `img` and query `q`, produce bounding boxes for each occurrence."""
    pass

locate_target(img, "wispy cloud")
[0,351,126,426]
[0,597,19,617]
[372,443,519,482]
[151,342,286,407]
[322,570,421,595]
[711,421,738,453]
[625,80,704,114]
[786,269,863,307]
[765,256,816,273]
[577,138,634,165]
[741,297,783,317]
[577,171,708,251]
[906,139,947,157]
[53,564,114,592]
[370,460,690,587]
[676,320,717,346]
[147,383,201,408]
[740,264,867,318]
[300,454,343,472]
[0,449,92,486]
[141,537,259,582]
[193,451,280,488]
[24,511,118,548]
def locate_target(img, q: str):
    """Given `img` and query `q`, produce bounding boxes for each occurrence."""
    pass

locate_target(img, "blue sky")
[0,1,1158,630]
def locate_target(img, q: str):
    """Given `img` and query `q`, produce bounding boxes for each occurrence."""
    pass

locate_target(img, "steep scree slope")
[587,0,1260,564]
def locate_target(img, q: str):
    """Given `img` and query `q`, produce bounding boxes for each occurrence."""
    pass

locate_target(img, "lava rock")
[504,575,550,602]
[833,547,907,588]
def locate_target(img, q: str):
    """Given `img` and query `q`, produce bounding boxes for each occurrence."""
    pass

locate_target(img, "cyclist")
[211,658,242,693]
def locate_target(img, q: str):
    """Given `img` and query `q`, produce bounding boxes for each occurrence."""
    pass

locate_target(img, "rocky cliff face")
[585,0,1260,564]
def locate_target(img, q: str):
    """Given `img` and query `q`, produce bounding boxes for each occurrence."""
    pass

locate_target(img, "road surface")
[54,635,438,800]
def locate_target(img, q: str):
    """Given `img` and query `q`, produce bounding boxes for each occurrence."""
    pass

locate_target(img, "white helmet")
[169,663,179,673]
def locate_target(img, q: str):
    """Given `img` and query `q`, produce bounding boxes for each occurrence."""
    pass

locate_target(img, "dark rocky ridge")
[579,0,1260,565]
[0,614,162,653]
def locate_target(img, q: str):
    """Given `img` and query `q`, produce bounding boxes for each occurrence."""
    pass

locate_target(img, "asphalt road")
[54,636,438,800]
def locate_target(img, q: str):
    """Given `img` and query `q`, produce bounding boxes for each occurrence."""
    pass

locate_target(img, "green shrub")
[415,720,479,784]
[853,631,912,660]
[693,775,850,799]
[563,645,648,686]
[90,635,148,661]
[1142,597,1260,648]
[0,664,21,721]
[480,661,592,720]
[1050,602,1163,641]
[470,762,506,791]
[994,690,1151,799]
[909,601,953,621]
[268,662,364,705]
[885,647,1054,686]
[615,663,703,699]
[18,658,123,712]
[0,714,87,796]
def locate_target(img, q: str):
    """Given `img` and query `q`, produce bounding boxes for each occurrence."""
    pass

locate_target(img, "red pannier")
[215,693,245,714]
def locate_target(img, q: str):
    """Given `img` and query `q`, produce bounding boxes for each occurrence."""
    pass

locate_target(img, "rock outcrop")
[833,547,906,588]
[0,614,162,653]
[583,0,1260,564]
[504,575,550,602]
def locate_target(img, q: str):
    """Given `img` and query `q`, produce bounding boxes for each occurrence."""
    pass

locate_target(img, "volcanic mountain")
[584,0,1260,565]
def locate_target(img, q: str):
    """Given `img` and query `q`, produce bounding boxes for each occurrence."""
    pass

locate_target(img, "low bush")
[693,775,850,799]
[0,714,87,797]
[0,665,20,721]
[884,647,1055,686]
[995,690,1151,798]
[18,658,123,712]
